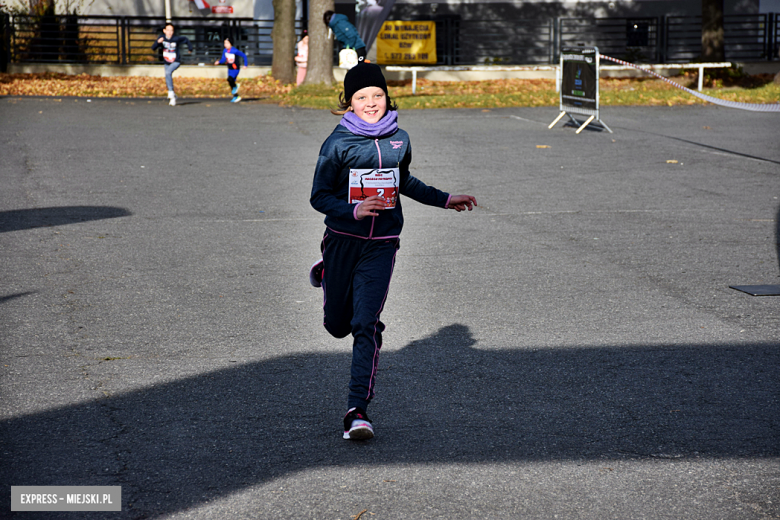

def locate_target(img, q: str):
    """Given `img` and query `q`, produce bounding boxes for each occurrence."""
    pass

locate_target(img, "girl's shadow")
[1,323,778,517]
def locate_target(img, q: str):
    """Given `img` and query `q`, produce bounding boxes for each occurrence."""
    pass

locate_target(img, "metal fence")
[560,17,663,63]
[771,13,780,60]
[3,13,779,68]
[453,18,555,65]
[4,14,304,66]
[560,14,779,64]
[663,14,775,62]
[1,13,9,71]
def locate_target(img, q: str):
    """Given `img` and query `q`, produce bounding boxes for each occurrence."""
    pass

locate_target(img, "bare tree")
[271,0,295,84]
[303,0,334,85]
[701,0,725,62]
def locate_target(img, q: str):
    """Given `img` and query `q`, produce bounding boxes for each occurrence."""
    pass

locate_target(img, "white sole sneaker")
[343,420,374,440]
[169,97,176,106]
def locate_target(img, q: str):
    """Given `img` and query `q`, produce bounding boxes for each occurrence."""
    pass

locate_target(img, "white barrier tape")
[599,54,780,113]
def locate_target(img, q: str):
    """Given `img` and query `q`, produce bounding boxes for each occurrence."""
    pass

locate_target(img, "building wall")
[71,0,257,18]
[55,0,764,21]
[387,0,761,22]
[759,0,780,12]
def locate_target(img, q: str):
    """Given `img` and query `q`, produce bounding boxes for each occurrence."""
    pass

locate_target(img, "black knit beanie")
[343,61,388,102]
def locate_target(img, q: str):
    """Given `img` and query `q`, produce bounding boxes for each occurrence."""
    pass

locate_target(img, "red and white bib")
[163,42,177,63]
[348,168,399,208]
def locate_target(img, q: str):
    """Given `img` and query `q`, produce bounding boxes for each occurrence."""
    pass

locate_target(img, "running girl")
[309,60,477,440]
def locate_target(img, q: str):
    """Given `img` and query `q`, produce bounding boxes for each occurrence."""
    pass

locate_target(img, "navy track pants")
[321,230,400,412]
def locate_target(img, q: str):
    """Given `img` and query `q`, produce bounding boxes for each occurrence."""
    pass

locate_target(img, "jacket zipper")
[368,139,382,238]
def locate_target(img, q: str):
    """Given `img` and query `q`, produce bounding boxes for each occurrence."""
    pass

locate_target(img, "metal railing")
[5,14,304,66]
[3,13,778,68]
[560,17,662,63]
[764,12,779,60]
[454,18,554,65]
[560,14,779,64]
[1,13,10,72]
[666,14,773,62]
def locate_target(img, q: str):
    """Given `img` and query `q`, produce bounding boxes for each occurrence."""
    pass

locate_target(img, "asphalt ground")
[1,95,779,519]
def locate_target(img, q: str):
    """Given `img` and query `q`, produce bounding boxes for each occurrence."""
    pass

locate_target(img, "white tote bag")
[339,48,359,69]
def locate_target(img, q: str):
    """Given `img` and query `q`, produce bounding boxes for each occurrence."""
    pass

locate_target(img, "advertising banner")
[550,46,612,133]
[560,47,598,116]
[189,0,239,16]
[376,21,436,65]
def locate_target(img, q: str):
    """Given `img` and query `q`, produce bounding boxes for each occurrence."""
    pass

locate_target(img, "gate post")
[1,13,9,72]
[658,15,666,63]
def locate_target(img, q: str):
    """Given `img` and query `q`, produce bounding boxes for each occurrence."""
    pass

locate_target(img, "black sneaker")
[343,407,374,440]
[309,258,324,287]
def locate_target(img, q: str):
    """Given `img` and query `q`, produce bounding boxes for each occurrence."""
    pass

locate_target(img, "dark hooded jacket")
[328,13,366,50]
[310,125,450,239]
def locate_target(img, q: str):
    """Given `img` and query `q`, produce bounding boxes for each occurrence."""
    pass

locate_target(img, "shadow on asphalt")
[562,119,611,133]
[0,292,36,304]
[1,324,778,517]
[660,135,780,166]
[0,206,132,233]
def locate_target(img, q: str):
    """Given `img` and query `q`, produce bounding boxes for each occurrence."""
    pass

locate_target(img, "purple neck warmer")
[340,110,398,138]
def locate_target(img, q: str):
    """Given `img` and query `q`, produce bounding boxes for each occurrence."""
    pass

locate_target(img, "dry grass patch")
[1,71,778,109]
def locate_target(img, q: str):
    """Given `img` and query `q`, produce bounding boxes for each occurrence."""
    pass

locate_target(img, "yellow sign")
[376,21,436,65]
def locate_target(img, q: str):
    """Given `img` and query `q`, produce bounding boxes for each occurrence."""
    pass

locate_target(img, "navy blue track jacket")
[310,125,450,239]
[152,35,193,64]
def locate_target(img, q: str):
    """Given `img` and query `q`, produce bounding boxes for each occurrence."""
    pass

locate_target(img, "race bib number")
[348,168,399,209]
[226,52,235,64]
[163,42,177,63]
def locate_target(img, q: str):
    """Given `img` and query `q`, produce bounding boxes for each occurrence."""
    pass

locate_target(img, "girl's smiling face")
[350,86,387,124]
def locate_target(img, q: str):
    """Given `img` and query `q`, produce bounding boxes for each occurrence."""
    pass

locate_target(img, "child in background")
[295,32,309,86]
[151,23,193,107]
[214,37,248,103]
[309,60,477,440]
[323,11,367,62]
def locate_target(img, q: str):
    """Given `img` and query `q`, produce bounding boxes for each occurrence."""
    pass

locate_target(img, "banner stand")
[549,46,612,134]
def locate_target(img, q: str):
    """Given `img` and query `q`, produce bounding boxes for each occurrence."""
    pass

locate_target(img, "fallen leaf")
[666,160,678,164]
[536,145,550,148]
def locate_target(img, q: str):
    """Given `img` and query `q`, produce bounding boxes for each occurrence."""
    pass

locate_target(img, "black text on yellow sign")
[377,21,437,65]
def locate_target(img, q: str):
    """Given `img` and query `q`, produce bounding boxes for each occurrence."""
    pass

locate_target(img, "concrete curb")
[6,61,779,82]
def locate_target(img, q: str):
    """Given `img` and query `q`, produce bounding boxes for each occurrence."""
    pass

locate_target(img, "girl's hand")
[447,195,477,212]
[355,195,386,219]
[157,37,164,43]
[214,60,219,65]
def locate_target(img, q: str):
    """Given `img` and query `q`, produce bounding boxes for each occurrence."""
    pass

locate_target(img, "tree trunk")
[271,0,296,84]
[303,0,334,86]
[701,0,725,62]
